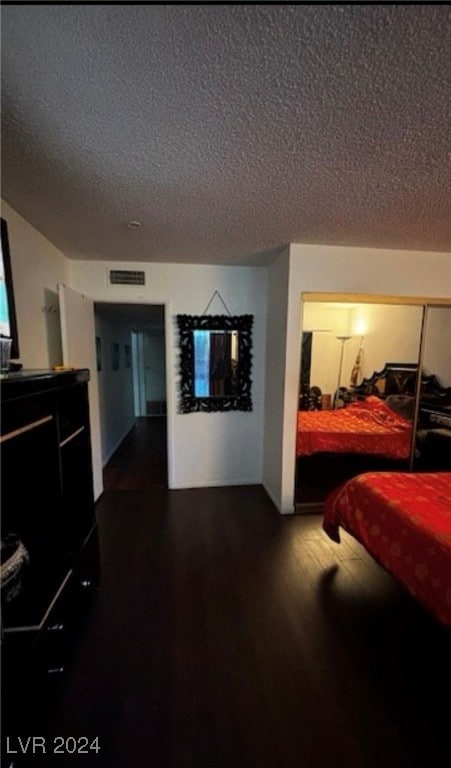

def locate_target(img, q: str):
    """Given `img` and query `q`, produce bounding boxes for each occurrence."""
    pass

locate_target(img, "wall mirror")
[176,314,253,412]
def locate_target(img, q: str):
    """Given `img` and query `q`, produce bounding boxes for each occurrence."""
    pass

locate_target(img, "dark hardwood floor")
[10,419,451,767]
[103,416,168,490]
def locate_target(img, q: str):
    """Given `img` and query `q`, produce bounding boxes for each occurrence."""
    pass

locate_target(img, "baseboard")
[294,501,325,515]
[261,483,297,515]
[262,483,282,513]
[170,478,261,490]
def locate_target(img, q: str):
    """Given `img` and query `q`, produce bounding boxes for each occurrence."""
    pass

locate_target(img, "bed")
[296,395,412,460]
[295,362,450,504]
[322,471,451,630]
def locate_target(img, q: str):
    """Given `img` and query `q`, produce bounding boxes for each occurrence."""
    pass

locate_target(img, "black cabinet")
[1,369,99,742]
[1,369,96,631]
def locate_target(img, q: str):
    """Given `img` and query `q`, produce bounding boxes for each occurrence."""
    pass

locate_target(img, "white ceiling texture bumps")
[1,4,450,265]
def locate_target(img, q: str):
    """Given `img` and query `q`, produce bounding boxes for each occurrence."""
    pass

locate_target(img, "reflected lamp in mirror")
[176,314,253,412]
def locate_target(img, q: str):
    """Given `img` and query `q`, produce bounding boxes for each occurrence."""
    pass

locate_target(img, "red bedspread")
[323,471,451,629]
[296,396,412,459]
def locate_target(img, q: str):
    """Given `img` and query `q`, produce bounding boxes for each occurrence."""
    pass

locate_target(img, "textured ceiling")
[1,5,450,266]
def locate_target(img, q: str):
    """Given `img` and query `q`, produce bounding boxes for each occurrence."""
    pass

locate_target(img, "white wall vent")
[109,269,145,286]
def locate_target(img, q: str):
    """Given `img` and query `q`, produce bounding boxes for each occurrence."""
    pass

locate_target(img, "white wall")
[1,200,69,367]
[303,302,424,395]
[302,304,352,396]
[69,260,268,490]
[263,243,451,513]
[94,309,135,464]
[262,247,290,510]
[347,304,424,380]
[422,306,451,386]
[144,331,166,402]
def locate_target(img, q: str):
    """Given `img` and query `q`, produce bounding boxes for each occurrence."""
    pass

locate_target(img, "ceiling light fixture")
[126,220,142,229]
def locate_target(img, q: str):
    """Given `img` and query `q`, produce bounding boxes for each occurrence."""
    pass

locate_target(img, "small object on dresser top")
[1,534,29,603]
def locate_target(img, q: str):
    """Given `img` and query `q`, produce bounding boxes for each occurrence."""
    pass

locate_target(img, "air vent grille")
[109,270,145,286]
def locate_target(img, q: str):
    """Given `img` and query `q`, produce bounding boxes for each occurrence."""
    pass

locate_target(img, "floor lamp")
[334,335,352,408]
[350,335,365,387]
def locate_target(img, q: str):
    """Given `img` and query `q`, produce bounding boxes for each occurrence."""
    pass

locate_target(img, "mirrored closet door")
[295,295,451,510]
[414,305,451,471]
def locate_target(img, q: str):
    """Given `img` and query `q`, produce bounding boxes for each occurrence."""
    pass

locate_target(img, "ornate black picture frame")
[176,314,253,413]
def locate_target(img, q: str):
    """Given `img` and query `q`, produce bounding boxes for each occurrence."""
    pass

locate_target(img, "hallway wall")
[94,309,135,464]
[70,260,268,490]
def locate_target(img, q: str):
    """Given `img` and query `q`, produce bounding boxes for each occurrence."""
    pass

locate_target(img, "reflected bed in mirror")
[295,362,419,506]
[176,314,253,412]
[295,362,451,505]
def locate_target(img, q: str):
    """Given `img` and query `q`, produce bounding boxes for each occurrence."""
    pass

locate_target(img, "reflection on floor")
[103,416,167,491]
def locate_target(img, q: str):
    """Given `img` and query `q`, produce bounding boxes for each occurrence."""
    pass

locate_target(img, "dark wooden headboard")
[345,362,451,402]
[354,362,418,397]
[307,363,451,411]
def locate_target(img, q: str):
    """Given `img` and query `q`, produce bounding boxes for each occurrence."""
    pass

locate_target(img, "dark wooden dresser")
[1,369,100,755]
